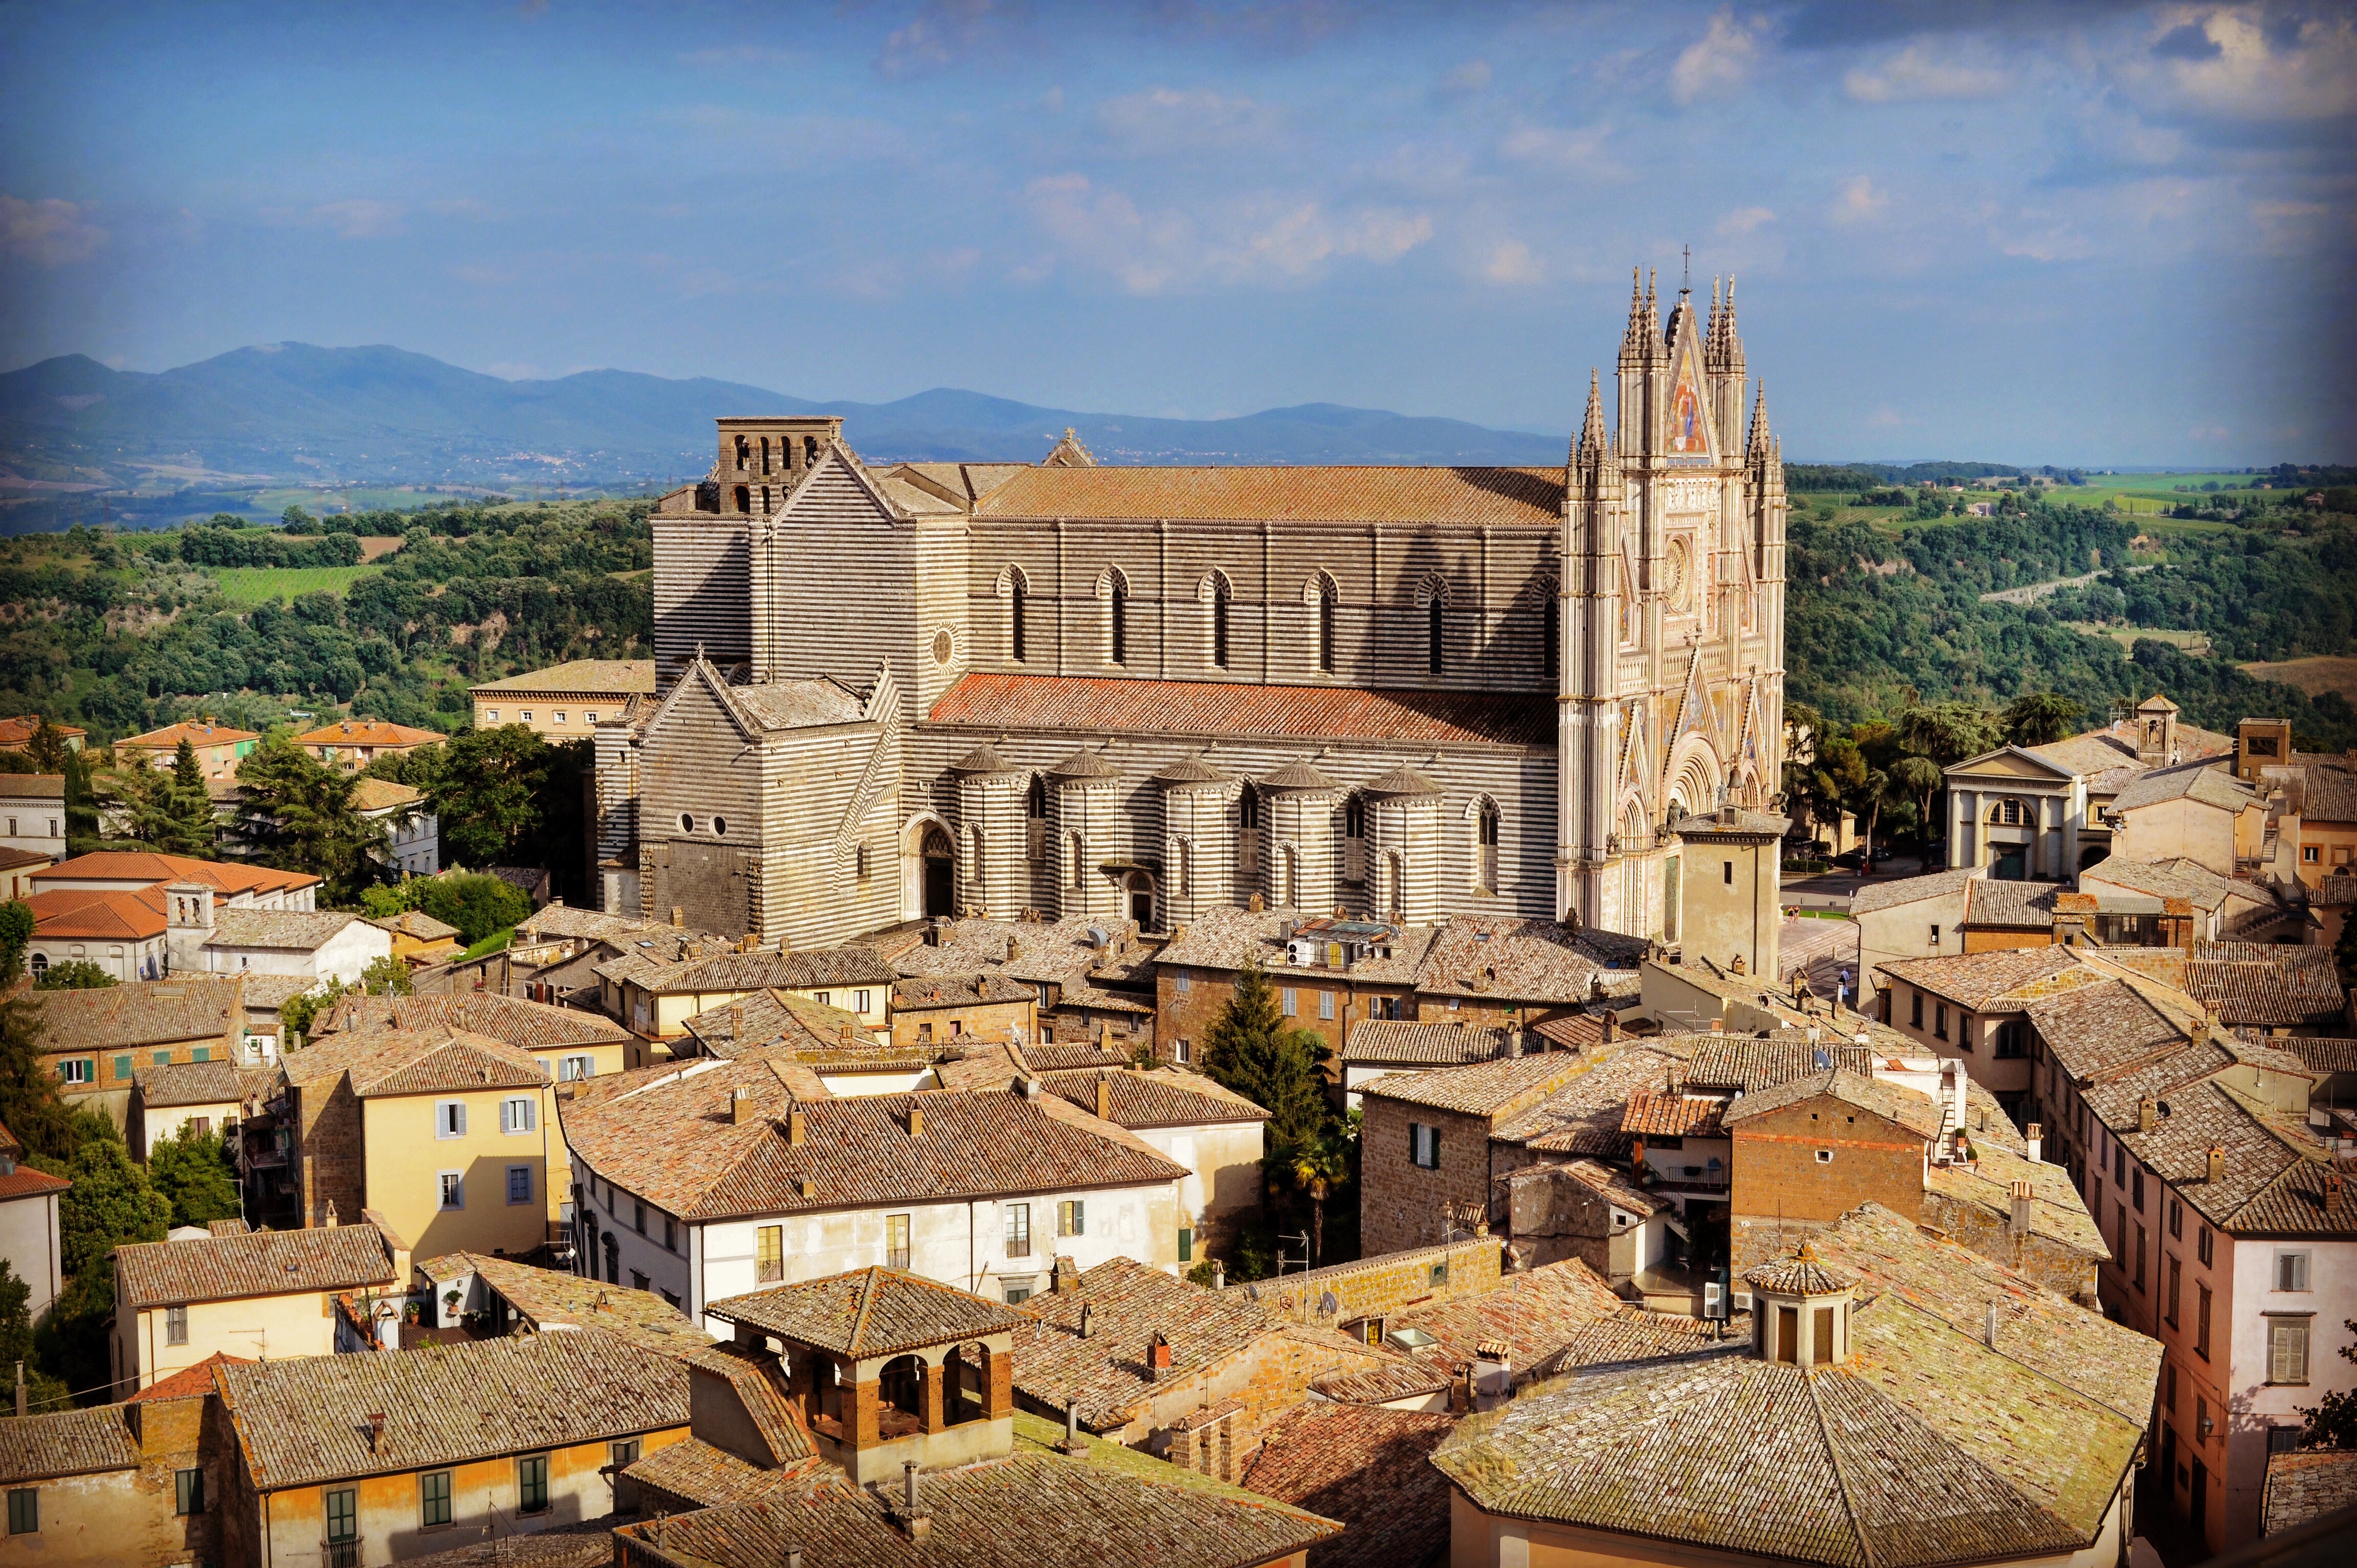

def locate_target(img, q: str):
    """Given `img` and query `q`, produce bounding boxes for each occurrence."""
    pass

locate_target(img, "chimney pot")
[1211,1261,1224,1290]
[1079,1302,1092,1339]
[2024,1122,2042,1163]
[2206,1145,2225,1184]
[1147,1330,1173,1378]
[2138,1096,2157,1134]
[1095,1073,1112,1121]
[787,1107,806,1145]
[905,1102,924,1138]
[2009,1180,2034,1236]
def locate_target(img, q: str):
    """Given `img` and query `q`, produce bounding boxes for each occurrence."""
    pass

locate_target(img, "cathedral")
[597,269,1788,957]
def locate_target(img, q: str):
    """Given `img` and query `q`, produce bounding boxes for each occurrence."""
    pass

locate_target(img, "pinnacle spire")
[1748,381,1771,458]
[1722,274,1745,369]
[1579,368,1605,457]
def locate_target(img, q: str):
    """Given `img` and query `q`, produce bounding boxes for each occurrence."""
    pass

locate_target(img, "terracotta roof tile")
[974,462,1565,526]
[130,1058,264,1108]
[1621,1090,1727,1138]
[930,672,1554,749]
[619,1444,1340,1568]
[2262,1448,2357,1535]
[1357,1051,1590,1119]
[686,1342,818,1466]
[1036,1067,1269,1129]
[1341,1020,1512,1066]
[1413,914,1647,1005]
[207,907,369,951]
[2185,941,2345,1028]
[624,1435,791,1510]
[1851,867,1980,915]
[470,659,657,696]
[321,991,628,1051]
[120,720,258,750]
[1685,1036,1878,1092]
[219,1327,685,1490]
[562,1069,1184,1223]
[0,1405,139,1482]
[1152,904,1435,987]
[415,1253,705,1358]
[1496,1042,1701,1156]
[1238,1402,1456,1568]
[22,975,243,1051]
[25,884,167,940]
[124,1351,251,1403]
[32,850,315,895]
[679,989,879,1056]
[116,1223,398,1310]
[1879,948,2085,1011]
[293,720,441,748]
[709,1267,1032,1359]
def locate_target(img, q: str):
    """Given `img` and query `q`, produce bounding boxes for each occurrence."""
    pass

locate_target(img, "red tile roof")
[292,719,443,748]
[1239,1402,1457,1568]
[33,850,316,895]
[119,721,258,751]
[974,463,1565,527]
[125,1351,253,1403]
[930,672,1555,749]
[0,715,85,746]
[27,884,167,940]
[1620,1089,1729,1138]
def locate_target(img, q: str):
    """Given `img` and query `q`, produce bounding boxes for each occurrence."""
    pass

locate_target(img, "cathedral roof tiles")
[1047,746,1122,779]
[1360,762,1445,797]
[930,672,1554,749]
[971,462,1566,528]
[1151,754,1233,784]
[1261,757,1342,792]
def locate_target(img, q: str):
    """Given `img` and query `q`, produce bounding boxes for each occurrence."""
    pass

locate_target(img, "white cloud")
[677,44,800,68]
[1845,45,2008,103]
[1482,240,1542,285]
[1,193,106,266]
[1830,176,1887,225]
[2135,7,2357,121]
[876,0,1004,79]
[1094,87,1281,153]
[1023,173,1431,295]
[1716,205,1775,236]
[311,199,405,239]
[1670,9,1767,106]
[1868,406,1904,430]
[1995,223,2093,262]
[1500,123,1618,178]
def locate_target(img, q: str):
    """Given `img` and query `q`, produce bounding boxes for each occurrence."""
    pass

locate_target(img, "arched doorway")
[922,826,955,917]
[1126,871,1155,932]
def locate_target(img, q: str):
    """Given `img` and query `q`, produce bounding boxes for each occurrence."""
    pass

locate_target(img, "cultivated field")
[208,564,387,604]
[2239,655,2357,705]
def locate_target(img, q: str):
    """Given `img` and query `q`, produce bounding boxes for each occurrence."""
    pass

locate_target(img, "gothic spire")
[1578,368,1605,460]
[1620,266,1646,363]
[1748,381,1772,460]
[1722,274,1745,371]
[1707,276,1722,356]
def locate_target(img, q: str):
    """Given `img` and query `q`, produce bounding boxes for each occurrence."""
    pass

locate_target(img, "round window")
[712,816,727,836]
[1662,537,1691,606]
[932,628,955,666]
[678,813,695,834]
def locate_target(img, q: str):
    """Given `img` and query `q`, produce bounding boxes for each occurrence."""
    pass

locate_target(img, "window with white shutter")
[2275,1252,2310,1292]
[2268,1318,2310,1384]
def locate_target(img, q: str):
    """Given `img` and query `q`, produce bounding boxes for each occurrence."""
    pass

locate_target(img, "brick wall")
[294,1076,367,1230]
[1233,1238,1507,1327]
[1155,966,1410,1070]
[1357,1095,1498,1256]
[1921,1187,2100,1303]
[890,998,1035,1050]
[1730,1098,1924,1227]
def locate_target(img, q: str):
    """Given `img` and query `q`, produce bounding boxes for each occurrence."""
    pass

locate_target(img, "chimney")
[1710,1017,1724,1034]
[670,906,684,928]
[1279,919,1295,943]
[731,1089,754,1126]
[798,1176,817,1199]
[1603,1010,1620,1043]
[1211,1260,1225,1290]
[366,1413,386,1454]
[2009,1180,2034,1237]
[1093,1073,1113,1120]
[1079,1302,1093,1340]
[1983,1302,1999,1348]
[2327,1170,2345,1210]
[1052,1256,1080,1293]
[905,1102,924,1138]
[2138,1096,2157,1134]
[324,1201,338,1228]
[1506,1029,1524,1059]
[2206,1146,2225,1184]
[2024,1122,2043,1163]
[1006,936,1021,962]
[787,1105,806,1145]
[898,1462,931,1543]
[1147,1331,1173,1379]
[1061,1399,1089,1454]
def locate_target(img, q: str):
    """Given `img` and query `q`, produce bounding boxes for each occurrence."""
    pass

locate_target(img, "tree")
[1888,755,1946,853]
[0,901,30,984]
[1287,1134,1351,1266]
[0,995,75,1162]
[1896,703,2002,766]
[1201,963,1336,1171]
[425,727,550,868]
[278,983,334,1047]
[105,755,215,858]
[148,1126,243,1230]
[2000,692,2085,748]
[410,872,530,947]
[1856,767,1894,874]
[0,1261,71,1415]
[58,1134,169,1281]
[25,718,69,776]
[234,736,387,903]
[2295,1318,2357,1447]
[359,954,412,997]
[32,962,117,991]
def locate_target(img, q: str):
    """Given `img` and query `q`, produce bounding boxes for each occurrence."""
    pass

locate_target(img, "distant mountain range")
[0,343,1571,503]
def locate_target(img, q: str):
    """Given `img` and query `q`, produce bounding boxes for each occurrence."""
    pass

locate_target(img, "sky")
[2,1,2352,466]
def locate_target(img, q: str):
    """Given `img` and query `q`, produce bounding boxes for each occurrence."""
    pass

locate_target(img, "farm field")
[208,563,387,604]
[2068,623,2213,655]
[2238,655,2357,706]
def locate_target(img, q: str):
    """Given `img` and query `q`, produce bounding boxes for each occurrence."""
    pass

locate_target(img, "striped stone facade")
[611,276,1786,952]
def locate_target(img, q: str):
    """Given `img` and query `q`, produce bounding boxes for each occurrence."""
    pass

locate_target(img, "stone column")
[852,1369,882,1448]
[982,1342,1013,1420]
[921,1356,946,1433]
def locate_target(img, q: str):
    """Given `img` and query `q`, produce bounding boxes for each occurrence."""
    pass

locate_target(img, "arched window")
[1239,785,1261,830]
[1010,573,1027,662]
[1281,844,1300,909]
[804,434,819,466]
[759,435,772,475]
[1239,786,1262,876]
[1101,569,1130,666]
[1385,851,1405,919]
[1543,588,1559,681]
[1210,573,1231,669]
[1343,793,1366,883]
[1428,596,1444,674]
[1178,837,1195,896]
[1026,774,1047,862]
[968,823,986,897]
[1069,830,1087,890]
[1988,798,2028,826]
[1320,583,1337,673]
[734,434,750,471]
[1477,801,1501,892]
[733,484,750,513]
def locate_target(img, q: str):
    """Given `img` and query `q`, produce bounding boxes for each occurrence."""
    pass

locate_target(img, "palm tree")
[1288,1135,1351,1266]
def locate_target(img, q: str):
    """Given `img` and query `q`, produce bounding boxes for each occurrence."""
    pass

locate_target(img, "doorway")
[922,827,955,917]
[1126,871,1155,932]
[1992,846,2026,882]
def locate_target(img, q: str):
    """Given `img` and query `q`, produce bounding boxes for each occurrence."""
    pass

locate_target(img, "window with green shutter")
[7,1489,36,1536]
[114,1055,132,1081]
[420,1469,453,1527]
[1177,1227,1193,1262]
[153,1051,171,1066]
[517,1453,550,1514]
[192,1047,210,1063]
